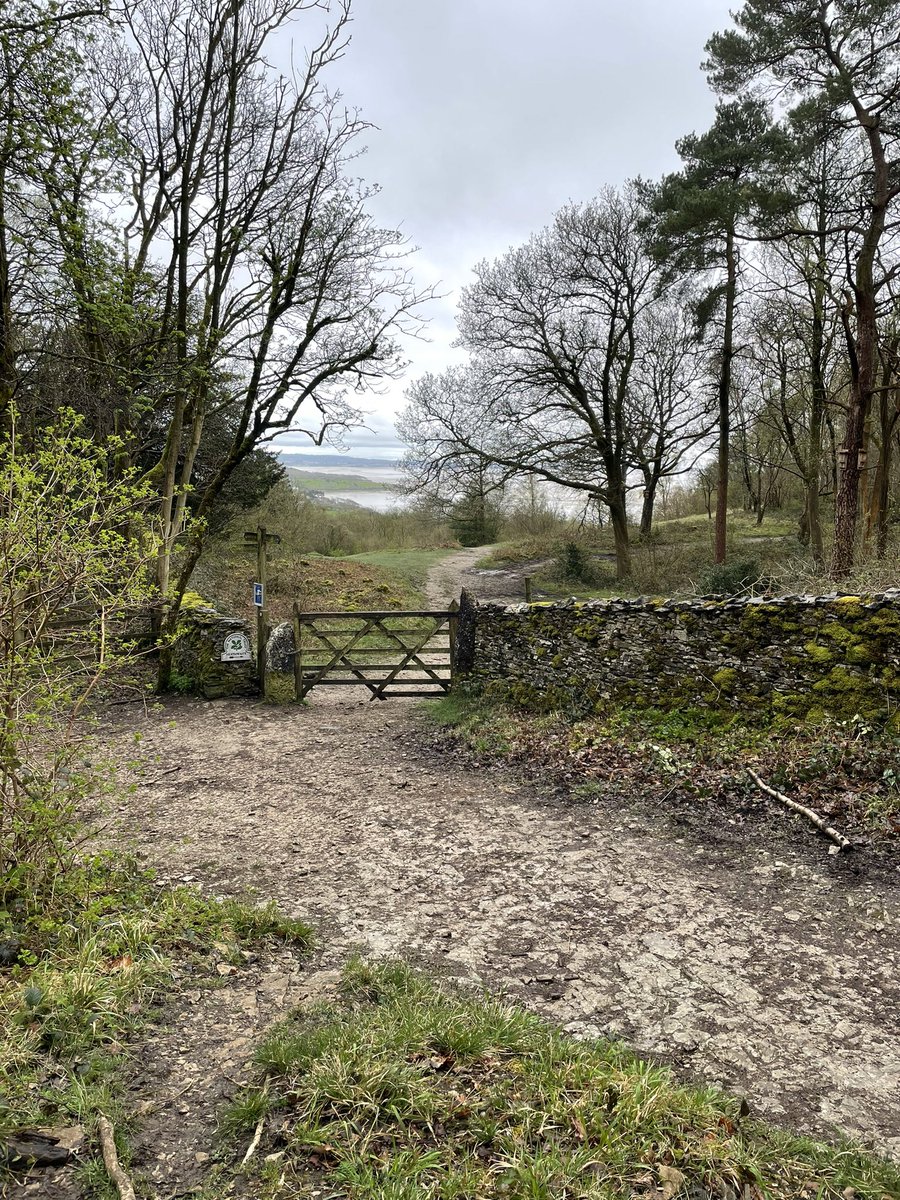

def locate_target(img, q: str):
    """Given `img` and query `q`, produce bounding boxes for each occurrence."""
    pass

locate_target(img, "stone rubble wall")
[171,608,259,699]
[457,589,900,725]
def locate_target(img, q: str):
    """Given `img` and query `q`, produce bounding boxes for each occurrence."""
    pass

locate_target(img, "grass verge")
[1,852,312,1190]
[423,694,900,838]
[225,959,900,1199]
[345,549,456,605]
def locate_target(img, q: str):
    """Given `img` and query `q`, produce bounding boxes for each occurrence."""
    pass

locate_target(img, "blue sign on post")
[253,582,263,607]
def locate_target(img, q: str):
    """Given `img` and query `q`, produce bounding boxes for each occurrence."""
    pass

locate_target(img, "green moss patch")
[471,594,900,727]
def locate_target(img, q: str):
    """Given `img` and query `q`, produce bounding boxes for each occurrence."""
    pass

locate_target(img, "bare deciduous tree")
[628,296,713,538]
[452,186,658,578]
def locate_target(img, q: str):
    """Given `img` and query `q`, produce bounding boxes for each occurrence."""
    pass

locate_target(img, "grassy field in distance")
[287,466,385,492]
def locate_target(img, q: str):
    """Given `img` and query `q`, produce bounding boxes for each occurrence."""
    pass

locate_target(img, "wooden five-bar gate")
[290,603,457,701]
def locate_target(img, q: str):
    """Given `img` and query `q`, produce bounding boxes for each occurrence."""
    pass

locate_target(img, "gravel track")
[105,690,900,1168]
[78,549,900,1194]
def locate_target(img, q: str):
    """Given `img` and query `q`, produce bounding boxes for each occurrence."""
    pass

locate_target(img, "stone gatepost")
[263,621,298,703]
[171,608,259,698]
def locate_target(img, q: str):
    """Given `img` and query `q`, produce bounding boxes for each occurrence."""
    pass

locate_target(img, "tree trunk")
[873,400,897,560]
[806,400,825,566]
[805,148,830,567]
[714,228,737,565]
[0,164,14,427]
[605,469,631,579]
[639,471,658,540]
[865,345,897,559]
[831,117,890,579]
[609,501,631,580]
[832,287,874,578]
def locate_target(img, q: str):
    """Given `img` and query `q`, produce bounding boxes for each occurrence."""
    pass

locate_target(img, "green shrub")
[0,413,155,908]
[699,557,762,596]
[555,540,597,585]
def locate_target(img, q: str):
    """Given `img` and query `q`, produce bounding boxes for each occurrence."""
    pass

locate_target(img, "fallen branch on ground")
[97,1115,136,1200]
[746,769,854,852]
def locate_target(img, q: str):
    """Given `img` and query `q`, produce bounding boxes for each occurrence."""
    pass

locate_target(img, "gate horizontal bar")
[298,632,450,640]
[381,689,450,698]
[295,642,450,653]
[298,668,451,677]
[297,609,452,621]
[297,677,450,687]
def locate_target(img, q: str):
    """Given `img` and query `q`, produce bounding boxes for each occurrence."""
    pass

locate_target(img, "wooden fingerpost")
[256,526,268,691]
[292,602,303,702]
[243,526,281,695]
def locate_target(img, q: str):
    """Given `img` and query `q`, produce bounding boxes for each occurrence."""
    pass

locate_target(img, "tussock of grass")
[424,693,526,755]
[226,960,900,1199]
[1,854,312,1172]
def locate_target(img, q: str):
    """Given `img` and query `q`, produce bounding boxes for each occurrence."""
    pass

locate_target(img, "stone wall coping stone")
[476,589,900,616]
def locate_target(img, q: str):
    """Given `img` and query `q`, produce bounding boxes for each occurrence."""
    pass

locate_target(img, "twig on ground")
[139,765,181,786]
[97,1114,137,1200]
[241,1117,265,1167]
[746,769,854,852]
[653,785,680,808]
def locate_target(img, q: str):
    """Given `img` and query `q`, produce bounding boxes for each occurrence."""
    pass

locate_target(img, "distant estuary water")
[297,463,405,513]
[326,489,399,512]
[292,462,638,519]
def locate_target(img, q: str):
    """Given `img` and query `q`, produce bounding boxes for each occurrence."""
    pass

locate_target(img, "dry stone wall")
[171,608,259,699]
[456,589,900,725]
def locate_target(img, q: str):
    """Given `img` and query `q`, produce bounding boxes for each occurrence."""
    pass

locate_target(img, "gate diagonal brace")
[369,618,449,700]
[296,618,383,699]
[371,618,449,686]
[302,633,387,698]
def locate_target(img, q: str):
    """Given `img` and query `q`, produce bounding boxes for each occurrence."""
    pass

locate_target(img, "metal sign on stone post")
[221,631,252,662]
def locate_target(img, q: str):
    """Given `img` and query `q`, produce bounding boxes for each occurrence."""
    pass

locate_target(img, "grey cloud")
[276,0,737,456]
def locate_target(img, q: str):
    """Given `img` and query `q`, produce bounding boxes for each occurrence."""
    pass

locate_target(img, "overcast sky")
[274,0,736,460]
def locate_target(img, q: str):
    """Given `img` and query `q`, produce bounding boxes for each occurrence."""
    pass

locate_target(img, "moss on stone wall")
[171,608,258,699]
[464,591,900,726]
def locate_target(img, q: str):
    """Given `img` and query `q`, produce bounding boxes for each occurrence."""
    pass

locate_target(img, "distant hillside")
[280,453,399,470]
[287,467,385,492]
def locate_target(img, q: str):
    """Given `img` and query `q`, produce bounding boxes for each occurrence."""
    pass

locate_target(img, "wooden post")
[242,526,281,695]
[448,598,459,684]
[292,602,303,702]
[256,525,267,692]
[524,576,533,603]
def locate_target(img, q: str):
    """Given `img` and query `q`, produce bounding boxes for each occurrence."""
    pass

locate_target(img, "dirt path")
[425,545,489,606]
[89,552,900,1192]
[105,694,900,1170]
[425,544,547,606]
